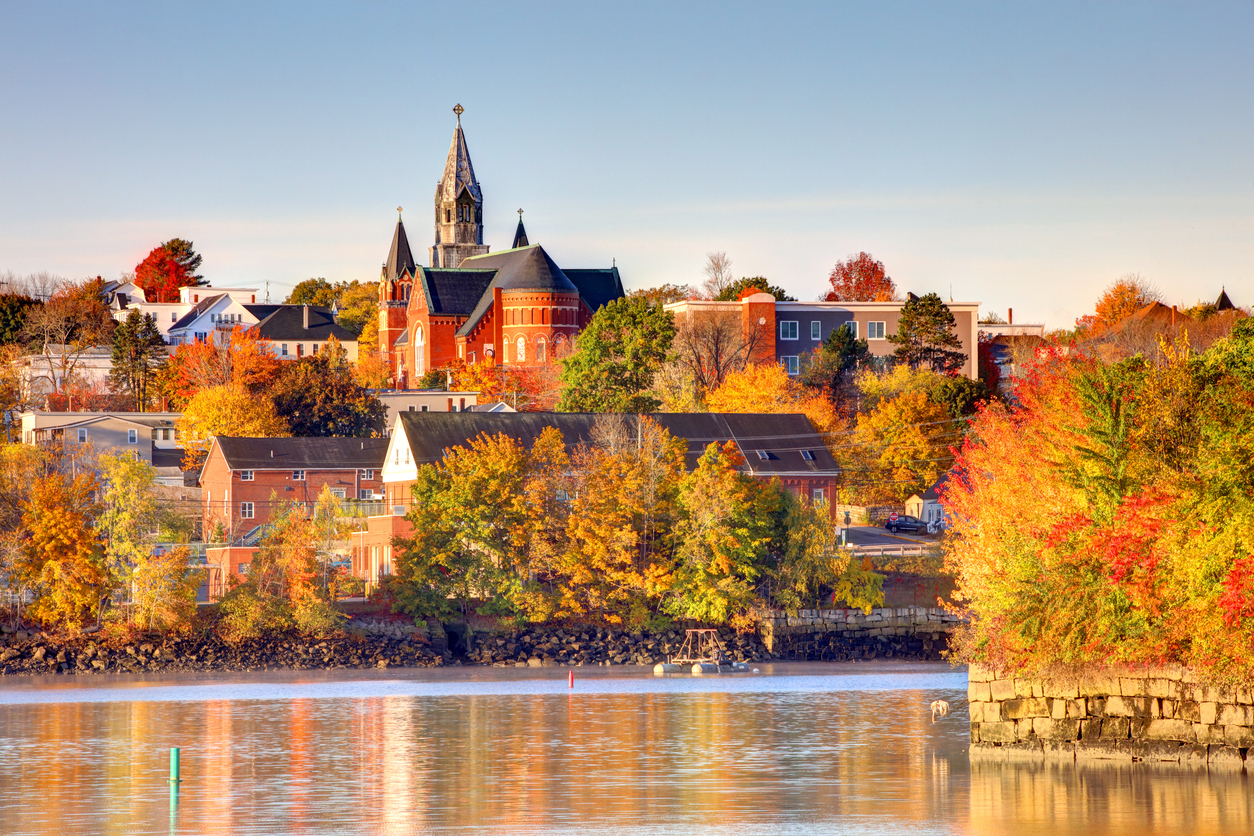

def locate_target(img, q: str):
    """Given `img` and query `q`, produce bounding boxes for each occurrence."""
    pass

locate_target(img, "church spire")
[384,207,416,280]
[431,104,489,268]
[512,208,529,249]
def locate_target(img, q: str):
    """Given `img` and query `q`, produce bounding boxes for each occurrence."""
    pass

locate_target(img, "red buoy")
[568,670,574,688]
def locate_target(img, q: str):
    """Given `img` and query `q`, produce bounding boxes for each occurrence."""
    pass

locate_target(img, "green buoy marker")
[169,747,181,784]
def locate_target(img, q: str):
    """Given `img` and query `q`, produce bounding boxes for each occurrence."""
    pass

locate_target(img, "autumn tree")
[161,326,281,410]
[628,284,691,305]
[177,383,290,469]
[134,239,205,303]
[704,362,839,438]
[715,277,795,302]
[668,306,766,398]
[108,309,167,411]
[666,442,773,631]
[285,279,376,335]
[825,252,897,302]
[286,278,337,307]
[21,278,116,396]
[218,496,345,639]
[15,471,111,629]
[0,293,39,344]
[269,341,386,437]
[558,296,675,412]
[800,323,871,403]
[852,390,955,503]
[1088,273,1162,333]
[353,316,392,389]
[888,292,965,374]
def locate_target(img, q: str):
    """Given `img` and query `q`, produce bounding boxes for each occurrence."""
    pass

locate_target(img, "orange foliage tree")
[133,239,205,303]
[161,326,281,410]
[704,362,840,437]
[1081,273,1162,334]
[824,252,898,302]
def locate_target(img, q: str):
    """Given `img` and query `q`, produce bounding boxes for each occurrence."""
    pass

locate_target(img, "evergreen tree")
[108,309,168,411]
[801,323,871,399]
[557,297,675,412]
[888,292,966,374]
[0,293,39,345]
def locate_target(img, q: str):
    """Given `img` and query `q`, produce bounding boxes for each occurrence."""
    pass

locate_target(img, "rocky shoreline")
[0,617,950,678]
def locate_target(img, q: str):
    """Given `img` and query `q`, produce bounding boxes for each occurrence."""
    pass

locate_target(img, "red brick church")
[379,106,624,388]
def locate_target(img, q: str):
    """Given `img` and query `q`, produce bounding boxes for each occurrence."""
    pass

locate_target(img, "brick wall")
[969,663,1252,770]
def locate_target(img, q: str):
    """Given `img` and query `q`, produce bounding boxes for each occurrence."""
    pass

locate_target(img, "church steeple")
[384,208,416,280]
[512,208,529,249]
[430,104,489,268]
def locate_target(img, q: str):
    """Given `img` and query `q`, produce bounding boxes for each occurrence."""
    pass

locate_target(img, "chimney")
[303,305,310,330]
[1008,308,1013,325]
[1172,305,1177,328]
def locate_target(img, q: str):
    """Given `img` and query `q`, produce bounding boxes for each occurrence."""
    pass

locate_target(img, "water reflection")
[0,663,1247,835]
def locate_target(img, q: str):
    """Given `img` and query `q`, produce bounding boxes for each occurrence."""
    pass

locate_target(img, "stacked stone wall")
[969,663,1252,770]
[758,606,960,661]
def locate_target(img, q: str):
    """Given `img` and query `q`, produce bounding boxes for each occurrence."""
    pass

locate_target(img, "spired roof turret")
[383,216,417,280]
[512,216,529,249]
[436,110,482,204]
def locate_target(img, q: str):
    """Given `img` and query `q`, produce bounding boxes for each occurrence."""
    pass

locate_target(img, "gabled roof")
[211,437,389,472]
[393,412,837,476]
[436,116,482,204]
[417,267,497,316]
[385,218,417,281]
[1115,302,1194,332]
[564,268,625,313]
[170,294,227,331]
[244,305,356,343]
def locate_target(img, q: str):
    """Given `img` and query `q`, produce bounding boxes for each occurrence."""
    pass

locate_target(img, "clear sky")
[1,1,1251,327]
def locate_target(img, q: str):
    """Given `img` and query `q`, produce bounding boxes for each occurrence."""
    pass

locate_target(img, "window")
[811,321,821,340]
[296,344,304,358]
[359,469,374,480]
[813,488,826,503]
[170,312,176,322]
[780,321,799,340]
[756,450,770,460]
[312,344,319,355]
[844,320,858,339]
[781,356,800,375]
[360,489,373,500]
[535,336,546,362]
[240,470,254,481]
[408,405,414,412]
[240,502,254,519]
[421,405,429,412]
[867,321,886,340]
[281,344,288,357]
[127,429,138,444]
[238,562,250,575]
[162,428,171,440]
[77,428,88,443]
[331,489,346,500]
[516,336,526,362]
[195,332,208,343]
[801,450,816,462]
[292,470,305,481]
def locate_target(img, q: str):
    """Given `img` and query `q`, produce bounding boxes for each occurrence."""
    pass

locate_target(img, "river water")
[0,661,1248,835]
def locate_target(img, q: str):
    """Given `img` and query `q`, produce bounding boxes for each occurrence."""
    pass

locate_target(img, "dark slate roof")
[564,268,625,312]
[213,437,389,471]
[245,305,356,342]
[152,448,185,470]
[417,268,497,316]
[395,412,837,475]
[384,219,417,280]
[1217,289,1236,311]
[511,218,529,249]
[170,294,227,331]
[919,472,950,502]
[455,246,579,337]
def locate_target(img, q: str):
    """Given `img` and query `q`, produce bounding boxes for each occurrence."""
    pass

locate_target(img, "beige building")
[21,411,185,485]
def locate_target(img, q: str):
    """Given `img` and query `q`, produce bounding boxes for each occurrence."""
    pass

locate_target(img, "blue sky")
[1,1,1251,327]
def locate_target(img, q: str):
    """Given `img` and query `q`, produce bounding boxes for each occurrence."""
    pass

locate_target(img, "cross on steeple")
[453,103,464,122]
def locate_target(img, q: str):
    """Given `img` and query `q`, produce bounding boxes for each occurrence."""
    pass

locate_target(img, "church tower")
[430,104,489,268]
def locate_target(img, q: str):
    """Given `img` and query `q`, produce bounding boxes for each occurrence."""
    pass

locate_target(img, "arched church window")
[516,336,526,362]
[535,336,546,362]
[415,325,424,346]
[445,209,451,222]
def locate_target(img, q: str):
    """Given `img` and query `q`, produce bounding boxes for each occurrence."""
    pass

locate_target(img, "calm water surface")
[0,661,1248,835]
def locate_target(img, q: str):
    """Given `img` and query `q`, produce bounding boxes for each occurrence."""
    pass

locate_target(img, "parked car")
[884,515,926,534]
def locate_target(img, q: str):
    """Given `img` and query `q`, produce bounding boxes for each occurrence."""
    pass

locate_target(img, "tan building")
[21,411,185,485]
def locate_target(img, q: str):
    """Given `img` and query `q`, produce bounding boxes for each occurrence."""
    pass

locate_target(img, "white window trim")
[240,470,254,481]
[867,321,887,340]
[780,321,799,341]
[781,356,800,376]
[810,321,821,340]
[240,502,254,519]
[292,470,305,481]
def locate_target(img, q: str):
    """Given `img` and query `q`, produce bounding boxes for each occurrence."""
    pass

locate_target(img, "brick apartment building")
[200,436,389,540]
[350,411,841,585]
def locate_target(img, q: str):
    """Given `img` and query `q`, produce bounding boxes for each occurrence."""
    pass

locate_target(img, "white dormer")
[179,286,259,306]
[381,415,419,485]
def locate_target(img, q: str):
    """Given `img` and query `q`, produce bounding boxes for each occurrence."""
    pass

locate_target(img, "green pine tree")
[888,292,966,374]
[108,309,168,411]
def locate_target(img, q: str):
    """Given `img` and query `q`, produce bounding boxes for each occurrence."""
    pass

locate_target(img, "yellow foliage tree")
[704,362,840,436]
[353,317,392,388]
[177,382,290,470]
[853,390,954,503]
[17,472,111,630]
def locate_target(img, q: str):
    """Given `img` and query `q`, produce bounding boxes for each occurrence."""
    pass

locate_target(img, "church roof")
[511,218,529,248]
[384,218,417,280]
[455,246,579,337]
[436,115,482,204]
[564,268,625,313]
[416,268,497,316]
[1216,288,1236,311]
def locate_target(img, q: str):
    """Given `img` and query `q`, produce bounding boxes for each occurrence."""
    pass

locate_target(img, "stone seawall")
[758,606,961,662]
[968,663,1252,771]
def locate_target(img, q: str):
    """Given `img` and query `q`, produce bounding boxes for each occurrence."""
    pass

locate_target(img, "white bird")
[931,700,950,723]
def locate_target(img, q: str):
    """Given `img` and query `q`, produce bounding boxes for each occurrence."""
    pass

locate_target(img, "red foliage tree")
[824,252,897,302]
[134,239,204,303]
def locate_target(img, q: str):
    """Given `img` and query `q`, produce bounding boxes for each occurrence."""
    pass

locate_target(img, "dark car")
[884,515,926,534]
